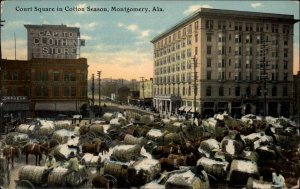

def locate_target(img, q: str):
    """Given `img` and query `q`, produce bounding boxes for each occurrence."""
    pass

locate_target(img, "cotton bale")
[89,124,105,135]
[111,144,141,162]
[221,139,244,155]
[103,113,114,123]
[165,170,209,189]
[198,139,220,158]
[52,129,75,144]
[140,115,155,125]
[146,129,163,142]
[35,120,55,135]
[132,158,161,182]
[16,124,35,134]
[228,160,259,185]
[142,181,165,189]
[163,132,181,145]
[197,157,229,178]
[246,177,273,189]
[162,119,170,125]
[53,144,78,160]
[4,132,29,145]
[81,153,101,166]
[103,160,130,179]
[54,120,75,131]
[124,134,147,146]
[110,118,121,128]
[19,165,47,185]
[0,157,9,187]
[47,165,88,187]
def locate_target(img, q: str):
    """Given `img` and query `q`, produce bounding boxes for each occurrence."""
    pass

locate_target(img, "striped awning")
[190,107,199,113]
[184,106,192,112]
[178,106,186,111]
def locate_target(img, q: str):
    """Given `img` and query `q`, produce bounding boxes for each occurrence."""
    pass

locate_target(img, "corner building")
[151,8,298,117]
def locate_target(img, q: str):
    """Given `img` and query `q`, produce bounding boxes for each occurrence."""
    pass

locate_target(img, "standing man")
[272,170,286,189]
[42,154,56,186]
[63,151,80,186]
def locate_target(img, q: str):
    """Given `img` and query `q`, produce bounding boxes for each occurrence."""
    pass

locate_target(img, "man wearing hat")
[42,154,57,186]
[63,151,80,186]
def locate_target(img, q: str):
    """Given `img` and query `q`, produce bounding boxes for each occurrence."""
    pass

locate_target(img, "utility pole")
[0,16,5,134]
[192,55,197,124]
[97,71,101,116]
[91,74,95,108]
[140,77,145,107]
[259,35,270,117]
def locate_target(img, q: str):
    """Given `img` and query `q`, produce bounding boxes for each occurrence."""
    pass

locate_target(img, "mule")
[82,140,109,155]
[3,145,20,168]
[92,175,115,189]
[22,143,50,165]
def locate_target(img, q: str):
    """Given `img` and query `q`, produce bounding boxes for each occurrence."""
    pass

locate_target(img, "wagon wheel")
[15,180,35,189]
[99,133,112,144]
[103,174,118,186]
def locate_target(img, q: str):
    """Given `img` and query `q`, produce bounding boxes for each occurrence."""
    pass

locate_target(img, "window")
[235,34,241,43]
[206,20,213,29]
[12,71,18,80]
[35,71,48,81]
[228,88,231,96]
[218,71,225,80]
[283,25,290,34]
[218,21,226,30]
[229,34,231,41]
[206,86,212,96]
[195,47,198,55]
[257,87,262,96]
[53,73,60,81]
[207,71,212,80]
[284,38,288,46]
[71,86,76,96]
[235,22,242,31]
[195,34,198,43]
[272,86,277,96]
[284,61,288,69]
[207,58,211,68]
[207,46,212,55]
[12,87,17,96]
[25,71,30,81]
[53,85,59,96]
[229,47,231,53]
[219,87,224,96]
[207,35,212,42]
[271,24,278,33]
[284,49,288,58]
[188,25,192,34]
[246,23,253,31]
[246,87,251,96]
[284,73,288,81]
[256,23,263,32]
[64,86,70,96]
[235,86,240,96]
[246,35,252,43]
[2,71,8,80]
[229,72,231,79]
[283,86,288,96]
[182,86,186,96]
[195,21,199,30]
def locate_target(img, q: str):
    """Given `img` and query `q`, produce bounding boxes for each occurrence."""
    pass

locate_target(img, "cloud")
[117,23,124,27]
[184,4,212,15]
[81,35,93,40]
[126,24,139,32]
[251,2,262,8]
[138,30,151,39]
[69,22,81,28]
[87,22,97,30]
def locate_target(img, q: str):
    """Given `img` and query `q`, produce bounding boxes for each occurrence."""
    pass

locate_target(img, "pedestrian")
[67,136,80,154]
[63,151,80,186]
[123,109,127,118]
[272,170,286,189]
[42,154,56,186]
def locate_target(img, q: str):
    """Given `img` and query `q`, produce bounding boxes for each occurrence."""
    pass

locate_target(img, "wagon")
[15,165,89,189]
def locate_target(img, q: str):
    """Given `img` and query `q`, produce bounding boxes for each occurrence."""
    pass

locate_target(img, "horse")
[159,157,184,172]
[3,145,20,168]
[40,139,60,149]
[22,143,50,165]
[82,140,109,155]
[151,144,183,159]
[92,175,116,189]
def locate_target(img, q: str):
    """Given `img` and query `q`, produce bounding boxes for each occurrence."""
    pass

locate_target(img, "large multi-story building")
[151,8,298,117]
[0,24,88,119]
[1,58,88,117]
[139,78,153,107]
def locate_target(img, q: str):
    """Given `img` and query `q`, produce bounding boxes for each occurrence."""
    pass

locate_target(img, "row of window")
[1,71,87,82]
[155,19,291,49]
[154,85,288,97]
[1,86,87,97]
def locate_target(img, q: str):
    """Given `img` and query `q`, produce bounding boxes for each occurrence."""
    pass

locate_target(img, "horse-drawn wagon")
[15,165,89,189]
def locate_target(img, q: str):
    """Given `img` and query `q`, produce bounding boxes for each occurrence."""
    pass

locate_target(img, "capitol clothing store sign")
[25,25,83,59]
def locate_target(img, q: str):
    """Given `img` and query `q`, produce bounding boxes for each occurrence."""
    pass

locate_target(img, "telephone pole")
[0,16,5,134]
[140,77,145,107]
[97,71,101,108]
[91,74,95,107]
[192,55,198,124]
[259,35,270,117]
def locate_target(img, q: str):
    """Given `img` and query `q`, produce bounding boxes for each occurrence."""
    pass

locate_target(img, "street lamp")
[97,71,101,116]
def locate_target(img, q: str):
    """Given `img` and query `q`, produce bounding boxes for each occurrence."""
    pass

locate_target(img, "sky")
[1,0,299,80]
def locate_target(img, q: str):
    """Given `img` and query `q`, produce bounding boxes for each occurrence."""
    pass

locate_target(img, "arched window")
[183,86,186,96]
[219,86,224,96]
[206,86,212,96]
[188,86,191,96]
[272,86,277,96]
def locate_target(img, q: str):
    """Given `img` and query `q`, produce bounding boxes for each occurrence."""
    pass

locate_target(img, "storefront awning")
[178,106,186,111]
[184,106,192,112]
[190,107,199,113]
[35,102,78,111]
